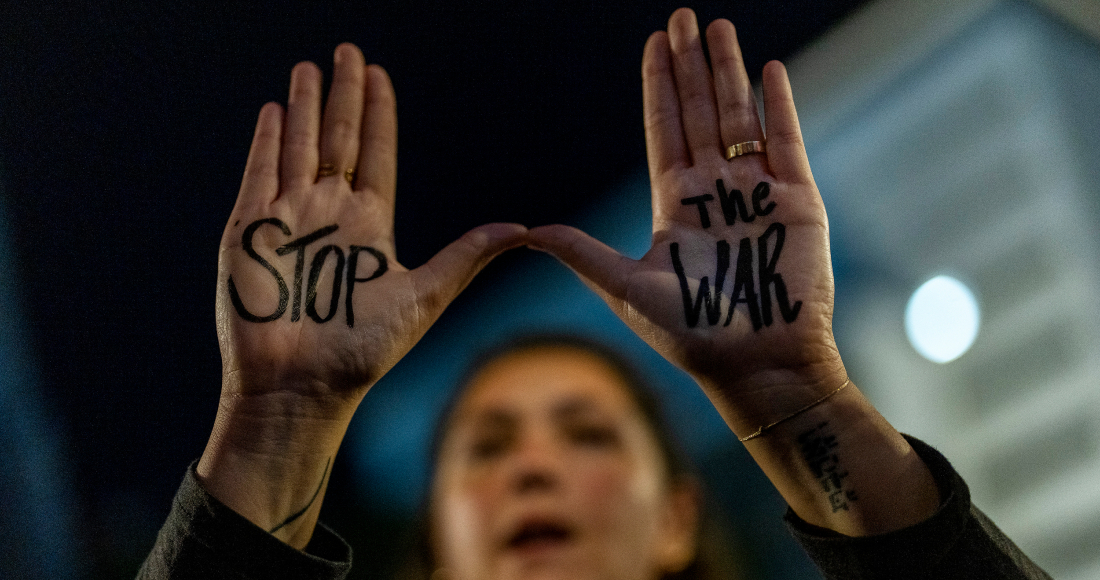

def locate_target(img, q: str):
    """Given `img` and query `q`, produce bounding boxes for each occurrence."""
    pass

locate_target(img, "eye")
[567,424,620,448]
[469,433,511,460]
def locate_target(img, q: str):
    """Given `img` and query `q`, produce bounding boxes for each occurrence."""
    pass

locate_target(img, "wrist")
[737,381,940,535]
[696,359,849,440]
[737,378,850,442]
[197,388,354,548]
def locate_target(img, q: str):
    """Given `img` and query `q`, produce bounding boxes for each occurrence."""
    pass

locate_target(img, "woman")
[414,334,738,580]
[140,8,1049,579]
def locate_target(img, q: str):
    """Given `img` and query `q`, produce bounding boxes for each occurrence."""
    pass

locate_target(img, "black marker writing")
[716,179,754,225]
[751,181,775,217]
[305,245,345,323]
[681,194,715,228]
[227,218,291,323]
[269,457,332,534]
[670,240,728,327]
[345,246,388,328]
[227,219,388,327]
[758,223,802,325]
[725,236,763,330]
[670,226,800,330]
[277,224,340,322]
[681,181,777,229]
[798,422,858,512]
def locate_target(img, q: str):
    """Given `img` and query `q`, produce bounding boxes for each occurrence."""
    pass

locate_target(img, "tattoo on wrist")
[673,180,801,329]
[798,422,858,512]
[269,457,332,534]
[227,218,388,327]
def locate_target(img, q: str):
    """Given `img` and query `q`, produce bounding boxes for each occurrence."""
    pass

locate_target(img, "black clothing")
[785,437,1051,579]
[137,463,351,580]
[139,437,1050,579]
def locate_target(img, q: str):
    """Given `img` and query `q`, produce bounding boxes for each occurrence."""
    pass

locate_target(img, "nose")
[509,427,563,494]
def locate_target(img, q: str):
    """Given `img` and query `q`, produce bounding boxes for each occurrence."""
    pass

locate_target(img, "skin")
[197,43,527,548]
[431,347,698,580]
[197,6,939,560]
[528,8,940,534]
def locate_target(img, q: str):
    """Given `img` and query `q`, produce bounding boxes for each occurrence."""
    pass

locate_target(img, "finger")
[280,61,322,194]
[642,31,689,180]
[527,225,635,303]
[667,8,721,163]
[706,20,765,149]
[762,61,813,184]
[409,223,528,322]
[319,43,366,186]
[354,65,397,202]
[237,102,283,209]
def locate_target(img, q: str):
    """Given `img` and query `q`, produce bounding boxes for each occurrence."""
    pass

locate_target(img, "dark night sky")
[1,1,868,576]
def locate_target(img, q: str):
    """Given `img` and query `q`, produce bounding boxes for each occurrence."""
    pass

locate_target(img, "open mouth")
[507,521,574,550]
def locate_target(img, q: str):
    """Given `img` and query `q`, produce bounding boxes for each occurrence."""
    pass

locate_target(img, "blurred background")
[2,0,1098,578]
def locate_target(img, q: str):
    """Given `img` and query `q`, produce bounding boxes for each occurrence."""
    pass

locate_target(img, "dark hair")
[400,333,744,580]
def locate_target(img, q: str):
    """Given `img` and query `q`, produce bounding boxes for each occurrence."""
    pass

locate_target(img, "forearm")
[786,436,1053,579]
[706,374,940,536]
[196,386,355,549]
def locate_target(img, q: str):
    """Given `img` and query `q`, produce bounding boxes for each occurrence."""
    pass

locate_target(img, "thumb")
[527,224,635,303]
[409,223,528,320]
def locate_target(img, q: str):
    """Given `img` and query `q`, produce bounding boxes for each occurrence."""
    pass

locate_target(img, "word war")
[227,218,387,327]
[673,179,800,330]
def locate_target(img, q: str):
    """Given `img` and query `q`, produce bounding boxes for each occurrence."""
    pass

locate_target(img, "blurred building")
[803,0,1100,578]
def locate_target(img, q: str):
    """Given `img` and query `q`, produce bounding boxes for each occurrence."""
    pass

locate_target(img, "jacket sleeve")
[785,436,1052,580]
[137,463,352,580]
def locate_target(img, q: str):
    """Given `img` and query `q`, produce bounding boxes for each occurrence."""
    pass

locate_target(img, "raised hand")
[529,9,939,535]
[199,44,525,548]
[529,10,842,433]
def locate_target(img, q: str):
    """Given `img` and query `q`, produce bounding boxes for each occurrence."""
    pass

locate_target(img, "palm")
[618,167,834,384]
[216,45,524,402]
[219,187,405,396]
[530,12,842,393]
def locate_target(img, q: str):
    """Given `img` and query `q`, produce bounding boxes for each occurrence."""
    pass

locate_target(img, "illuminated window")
[905,275,980,363]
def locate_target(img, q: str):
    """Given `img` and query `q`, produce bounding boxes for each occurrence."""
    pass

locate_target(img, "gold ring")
[725,140,766,160]
[317,163,338,178]
[344,168,356,184]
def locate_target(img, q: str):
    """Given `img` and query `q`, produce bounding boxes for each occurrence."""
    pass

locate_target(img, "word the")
[680,179,775,228]
[227,218,387,327]
[670,222,802,330]
[798,422,858,513]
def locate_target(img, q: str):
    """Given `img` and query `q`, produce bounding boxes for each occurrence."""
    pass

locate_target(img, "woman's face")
[431,347,696,580]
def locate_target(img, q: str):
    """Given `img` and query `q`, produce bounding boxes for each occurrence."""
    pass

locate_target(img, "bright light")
[905,275,980,363]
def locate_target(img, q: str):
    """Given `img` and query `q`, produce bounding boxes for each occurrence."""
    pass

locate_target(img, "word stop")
[227,218,387,327]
